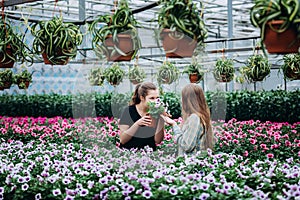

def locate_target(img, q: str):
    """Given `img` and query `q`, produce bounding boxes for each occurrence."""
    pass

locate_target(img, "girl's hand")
[160,114,176,126]
[137,115,152,127]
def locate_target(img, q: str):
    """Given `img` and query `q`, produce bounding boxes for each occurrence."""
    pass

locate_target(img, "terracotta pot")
[104,34,135,62]
[0,46,14,68]
[0,81,12,90]
[189,73,203,83]
[264,20,300,54]
[17,79,30,89]
[160,29,197,58]
[130,79,140,85]
[42,49,70,65]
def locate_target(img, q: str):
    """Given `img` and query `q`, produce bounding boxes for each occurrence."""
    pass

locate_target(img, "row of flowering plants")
[0,116,299,199]
[0,140,299,199]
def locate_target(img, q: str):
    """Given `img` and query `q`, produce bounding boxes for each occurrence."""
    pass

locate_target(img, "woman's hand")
[136,115,152,127]
[160,114,176,126]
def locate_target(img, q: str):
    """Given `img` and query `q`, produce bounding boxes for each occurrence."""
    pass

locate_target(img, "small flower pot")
[17,79,30,89]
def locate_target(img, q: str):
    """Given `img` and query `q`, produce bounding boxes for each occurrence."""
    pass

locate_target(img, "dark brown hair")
[181,84,214,150]
[130,82,157,105]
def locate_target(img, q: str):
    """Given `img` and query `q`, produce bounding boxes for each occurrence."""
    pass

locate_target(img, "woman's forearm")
[119,122,140,144]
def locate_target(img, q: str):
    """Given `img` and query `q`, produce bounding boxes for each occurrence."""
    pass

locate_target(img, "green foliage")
[250,0,300,43]
[88,67,105,86]
[280,53,300,80]
[213,58,235,82]
[0,90,300,123]
[0,19,33,64]
[104,63,126,86]
[128,64,146,84]
[157,0,208,44]
[157,61,180,84]
[239,54,271,83]
[31,16,83,65]
[89,0,141,60]
[0,69,13,86]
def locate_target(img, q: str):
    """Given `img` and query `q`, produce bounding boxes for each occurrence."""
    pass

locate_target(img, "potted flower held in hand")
[147,98,168,127]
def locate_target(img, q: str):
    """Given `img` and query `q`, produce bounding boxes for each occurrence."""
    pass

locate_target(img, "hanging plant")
[128,64,146,84]
[31,16,83,65]
[239,54,271,82]
[157,0,208,58]
[182,62,206,83]
[88,67,105,86]
[104,63,125,86]
[0,18,33,68]
[0,69,13,90]
[89,0,141,62]
[213,58,235,83]
[13,68,33,89]
[157,61,180,84]
[280,53,300,81]
[250,0,300,53]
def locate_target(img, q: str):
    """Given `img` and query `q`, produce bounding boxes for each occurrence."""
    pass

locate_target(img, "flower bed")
[0,116,299,199]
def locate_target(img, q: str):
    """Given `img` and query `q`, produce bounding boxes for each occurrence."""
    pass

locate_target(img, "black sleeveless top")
[119,105,157,150]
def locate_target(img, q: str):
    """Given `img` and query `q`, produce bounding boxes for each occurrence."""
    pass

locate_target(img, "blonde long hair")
[181,84,214,150]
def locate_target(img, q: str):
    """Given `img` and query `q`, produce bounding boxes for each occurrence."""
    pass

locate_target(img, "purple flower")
[199,183,210,191]
[142,190,153,199]
[21,183,29,191]
[64,195,74,200]
[191,184,199,192]
[35,193,41,200]
[169,186,178,195]
[199,193,210,200]
[0,187,4,194]
[80,189,89,197]
[52,189,61,196]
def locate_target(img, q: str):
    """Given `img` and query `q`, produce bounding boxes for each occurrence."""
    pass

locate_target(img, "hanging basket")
[104,34,135,62]
[0,46,14,68]
[264,20,300,54]
[160,29,197,58]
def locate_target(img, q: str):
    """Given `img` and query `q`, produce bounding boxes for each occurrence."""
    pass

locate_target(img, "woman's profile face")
[141,89,160,105]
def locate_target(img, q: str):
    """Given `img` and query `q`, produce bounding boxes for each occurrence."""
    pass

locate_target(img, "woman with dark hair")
[118,82,165,150]
[161,83,215,156]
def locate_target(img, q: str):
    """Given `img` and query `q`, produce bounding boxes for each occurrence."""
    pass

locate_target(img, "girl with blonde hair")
[161,83,214,156]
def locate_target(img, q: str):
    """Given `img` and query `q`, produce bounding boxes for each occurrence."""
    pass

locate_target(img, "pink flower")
[249,138,256,144]
[267,153,274,158]
[243,151,248,157]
